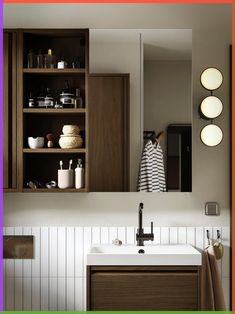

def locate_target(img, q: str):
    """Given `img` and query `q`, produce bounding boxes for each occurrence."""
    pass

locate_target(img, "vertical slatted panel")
[75,277,83,311]
[40,227,49,278]
[49,278,57,310]
[160,227,169,244]
[40,227,49,310]
[5,277,14,310]
[58,227,66,278]
[4,226,231,311]
[195,227,204,251]
[92,227,100,244]
[14,277,23,311]
[14,227,23,310]
[49,227,58,278]
[66,277,75,311]
[178,227,187,244]
[66,227,75,278]
[83,227,92,277]
[109,227,118,244]
[23,227,32,310]
[187,227,195,246]
[32,227,40,277]
[5,227,14,277]
[57,277,66,311]
[14,227,23,277]
[31,278,40,311]
[118,227,126,244]
[41,277,49,310]
[152,227,160,244]
[23,277,31,310]
[75,227,83,278]
[126,227,135,244]
[100,227,109,244]
[5,227,15,310]
[169,227,178,244]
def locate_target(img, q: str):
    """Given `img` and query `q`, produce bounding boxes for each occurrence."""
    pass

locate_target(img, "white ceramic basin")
[87,244,201,266]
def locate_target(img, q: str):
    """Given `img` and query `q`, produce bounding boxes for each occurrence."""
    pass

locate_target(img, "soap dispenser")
[75,158,84,189]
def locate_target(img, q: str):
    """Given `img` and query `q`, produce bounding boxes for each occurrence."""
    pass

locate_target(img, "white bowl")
[62,125,80,135]
[28,137,45,149]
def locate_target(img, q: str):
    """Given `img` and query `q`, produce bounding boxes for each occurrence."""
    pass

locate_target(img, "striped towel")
[138,140,166,192]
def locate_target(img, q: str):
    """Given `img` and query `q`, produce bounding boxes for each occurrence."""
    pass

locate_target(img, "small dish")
[28,137,45,149]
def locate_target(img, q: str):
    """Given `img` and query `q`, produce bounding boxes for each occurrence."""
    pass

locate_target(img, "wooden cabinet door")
[3,31,18,190]
[88,74,129,192]
[88,266,200,310]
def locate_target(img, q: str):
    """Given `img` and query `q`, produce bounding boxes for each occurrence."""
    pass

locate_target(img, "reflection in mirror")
[139,29,192,192]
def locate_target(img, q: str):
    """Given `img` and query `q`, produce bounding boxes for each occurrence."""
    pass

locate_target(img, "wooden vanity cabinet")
[3,31,18,191]
[87,266,201,310]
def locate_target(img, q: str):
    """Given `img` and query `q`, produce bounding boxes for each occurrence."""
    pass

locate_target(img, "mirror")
[140,29,192,192]
[89,29,193,192]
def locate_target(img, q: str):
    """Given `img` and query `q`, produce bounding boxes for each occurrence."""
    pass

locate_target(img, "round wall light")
[200,67,223,91]
[200,124,223,147]
[200,96,223,119]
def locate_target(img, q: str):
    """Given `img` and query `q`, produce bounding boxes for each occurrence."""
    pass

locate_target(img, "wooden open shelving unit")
[17,29,89,192]
[4,28,130,192]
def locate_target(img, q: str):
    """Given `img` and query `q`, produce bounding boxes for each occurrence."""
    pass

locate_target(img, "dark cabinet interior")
[87,266,200,310]
[3,29,130,192]
[167,124,192,192]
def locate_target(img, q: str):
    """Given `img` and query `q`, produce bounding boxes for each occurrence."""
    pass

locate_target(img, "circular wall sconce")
[200,67,223,91]
[200,124,223,147]
[200,96,223,119]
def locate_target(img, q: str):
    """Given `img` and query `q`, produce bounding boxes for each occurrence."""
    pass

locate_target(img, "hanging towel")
[138,140,166,192]
[201,245,226,310]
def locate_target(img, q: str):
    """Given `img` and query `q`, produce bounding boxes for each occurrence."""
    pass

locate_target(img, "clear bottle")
[74,88,83,108]
[44,49,56,69]
[36,49,43,68]
[75,159,85,189]
[27,49,35,68]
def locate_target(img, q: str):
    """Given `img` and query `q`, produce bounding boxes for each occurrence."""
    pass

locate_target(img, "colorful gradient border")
[1,0,234,312]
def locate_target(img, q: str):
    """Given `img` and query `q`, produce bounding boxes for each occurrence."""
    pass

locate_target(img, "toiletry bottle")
[28,92,35,108]
[44,49,56,68]
[27,49,35,68]
[74,88,83,108]
[75,158,84,189]
[57,57,67,69]
[36,49,43,68]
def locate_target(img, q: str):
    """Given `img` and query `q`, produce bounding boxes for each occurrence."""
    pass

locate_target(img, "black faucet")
[136,203,154,246]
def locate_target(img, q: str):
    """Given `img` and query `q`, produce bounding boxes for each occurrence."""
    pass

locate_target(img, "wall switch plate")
[205,202,220,216]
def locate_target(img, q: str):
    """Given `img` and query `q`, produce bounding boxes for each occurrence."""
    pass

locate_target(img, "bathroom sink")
[87,244,201,266]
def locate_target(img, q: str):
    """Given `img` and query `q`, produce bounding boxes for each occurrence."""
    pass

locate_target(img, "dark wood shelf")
[23,68,86,75]
[23,108,86,114]
[23,148,86,153]
[23,188,87,193]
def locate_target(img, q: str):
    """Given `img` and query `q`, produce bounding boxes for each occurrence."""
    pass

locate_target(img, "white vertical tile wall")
[4,226,231,310]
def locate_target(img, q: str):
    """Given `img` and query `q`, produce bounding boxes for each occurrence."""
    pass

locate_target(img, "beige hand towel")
[201,245,226,310]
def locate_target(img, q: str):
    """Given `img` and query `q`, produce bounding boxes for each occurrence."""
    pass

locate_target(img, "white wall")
[3,4,232,228]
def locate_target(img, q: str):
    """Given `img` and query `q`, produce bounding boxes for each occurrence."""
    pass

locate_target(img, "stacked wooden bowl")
[59,125,83,148]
